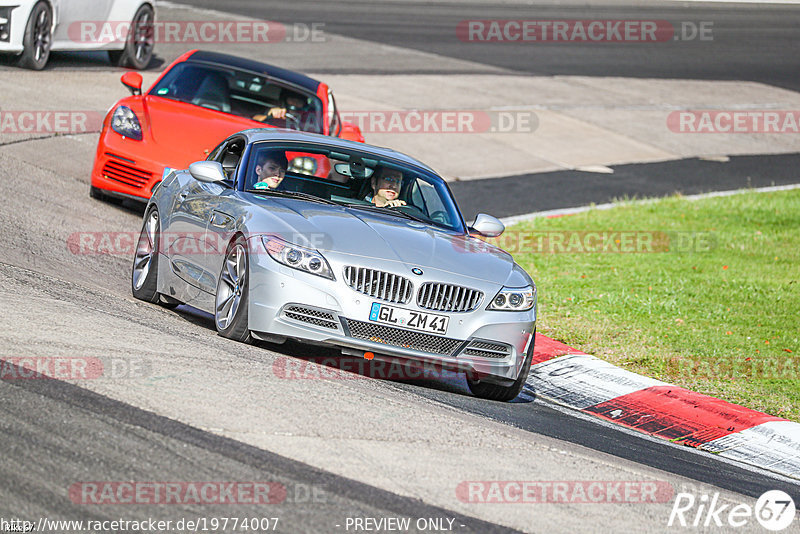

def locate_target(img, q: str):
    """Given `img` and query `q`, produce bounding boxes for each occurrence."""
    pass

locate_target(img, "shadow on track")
[170,304,535,403]
[0,50,165,71]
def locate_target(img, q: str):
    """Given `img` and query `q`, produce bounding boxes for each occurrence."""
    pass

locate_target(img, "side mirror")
[339,121,364,143]
[121,71,143,96]
[469,213,505,237]
[189,161,226,183]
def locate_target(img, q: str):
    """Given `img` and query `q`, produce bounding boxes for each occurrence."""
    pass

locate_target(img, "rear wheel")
[215,236,253,344]
[18,1,51,70]
[467,332,535,401]
[108,4,154,69]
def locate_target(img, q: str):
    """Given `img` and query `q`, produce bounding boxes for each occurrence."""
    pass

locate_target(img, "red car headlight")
[111,106,143,141]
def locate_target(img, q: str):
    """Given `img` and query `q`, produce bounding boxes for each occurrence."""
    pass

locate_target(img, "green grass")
[506,189,800,420]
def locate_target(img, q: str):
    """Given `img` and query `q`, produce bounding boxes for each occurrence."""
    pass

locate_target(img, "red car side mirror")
[339,121,365,143]
[121,72,143,96]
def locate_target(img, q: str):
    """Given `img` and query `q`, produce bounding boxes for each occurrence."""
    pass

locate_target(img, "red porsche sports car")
[90,49,364,202]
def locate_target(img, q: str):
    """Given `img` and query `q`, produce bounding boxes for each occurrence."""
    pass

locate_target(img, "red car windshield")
[150,62,325,134]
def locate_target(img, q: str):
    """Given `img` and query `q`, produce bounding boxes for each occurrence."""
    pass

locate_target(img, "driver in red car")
[253,151,288,190]
[368,167,406,208]
[253,90,308,123]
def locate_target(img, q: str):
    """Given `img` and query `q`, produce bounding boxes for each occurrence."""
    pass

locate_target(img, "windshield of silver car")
[243,143,466,233]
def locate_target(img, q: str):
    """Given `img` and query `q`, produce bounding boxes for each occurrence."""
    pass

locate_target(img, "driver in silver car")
[368,167,407,208]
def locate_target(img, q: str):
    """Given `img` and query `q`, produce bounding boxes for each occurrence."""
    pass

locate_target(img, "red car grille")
[102,155,152,189]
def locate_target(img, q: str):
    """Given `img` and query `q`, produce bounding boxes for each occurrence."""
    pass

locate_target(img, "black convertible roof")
[186,50,322,94]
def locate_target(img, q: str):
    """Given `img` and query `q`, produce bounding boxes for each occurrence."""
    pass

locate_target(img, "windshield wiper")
[247,189,340,205]
[344,203,430,224]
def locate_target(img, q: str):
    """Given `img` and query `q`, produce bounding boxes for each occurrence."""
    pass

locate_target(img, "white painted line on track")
[527,354,667,410]
[525,360,800,480]
[703,421,800,478]
[525,337,800,480]
[526,389,800,485]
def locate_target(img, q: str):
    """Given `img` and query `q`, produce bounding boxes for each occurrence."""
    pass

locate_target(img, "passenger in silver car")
[253,151,288,190]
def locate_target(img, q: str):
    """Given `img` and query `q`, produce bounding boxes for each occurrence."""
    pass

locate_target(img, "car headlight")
[487,285,536,311]
[111,106,143,140]
[262,236,334,280]
[288,156,317,175]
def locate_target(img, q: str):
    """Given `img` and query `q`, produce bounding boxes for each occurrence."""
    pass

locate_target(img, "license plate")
[369,303,449,335]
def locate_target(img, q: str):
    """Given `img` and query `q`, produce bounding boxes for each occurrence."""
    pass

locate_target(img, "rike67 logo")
[668,490,796,531]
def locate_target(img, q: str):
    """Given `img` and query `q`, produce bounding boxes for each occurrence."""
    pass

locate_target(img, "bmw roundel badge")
[411,268,423,276]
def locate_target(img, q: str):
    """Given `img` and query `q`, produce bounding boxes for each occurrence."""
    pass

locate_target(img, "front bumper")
[91,128,166,201]
[0,5,25,52]
[248,244,536,383]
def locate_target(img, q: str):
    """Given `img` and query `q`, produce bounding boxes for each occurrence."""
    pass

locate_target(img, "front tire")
[108,4,155,69]
[214,236,253,344]
[18,1,52,70]
[132,208,161,303]
[467,331,535,401]
[131,207,177,308]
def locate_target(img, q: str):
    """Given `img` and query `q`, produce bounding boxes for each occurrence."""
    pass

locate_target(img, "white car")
[0,0,154,70]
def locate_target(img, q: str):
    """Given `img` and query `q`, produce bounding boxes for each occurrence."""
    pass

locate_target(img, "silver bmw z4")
[132,129,537,401]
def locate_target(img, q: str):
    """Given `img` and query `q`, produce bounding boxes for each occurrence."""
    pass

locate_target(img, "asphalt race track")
[178,0,800,91]
[1,1,800,532]
[1,357,513,534]
[178,0,800,216]
[451,152,800,220]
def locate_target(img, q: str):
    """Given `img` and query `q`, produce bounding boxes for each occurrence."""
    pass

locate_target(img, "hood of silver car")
[250,197,516,284]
